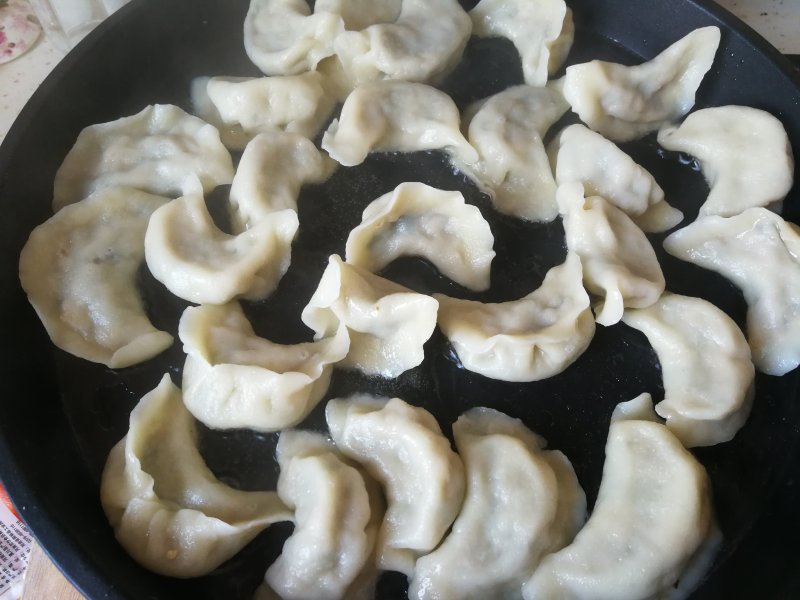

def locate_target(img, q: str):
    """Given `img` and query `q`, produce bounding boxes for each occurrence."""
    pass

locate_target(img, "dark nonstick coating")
[0,0,799,598]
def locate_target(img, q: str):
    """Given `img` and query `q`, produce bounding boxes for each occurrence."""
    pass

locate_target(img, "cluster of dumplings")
[16,0,799,598]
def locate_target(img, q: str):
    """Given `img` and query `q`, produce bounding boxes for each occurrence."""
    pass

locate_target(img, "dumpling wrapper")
[622,293,755,447]
[53,104,234,210]
[557,182,665,326]
[302,255,438,378]
[562,26,721,141]
[664,208,800,376]
[179,302,349,432]
[657,105,794,218]
[345,182,495,292]
[321,80,478,167]
[326,395,466,575]
[551,123,683,232]
[19,187,172,368]
[100,374,291,578]
[409,408,586,600]
[434,253,595,382]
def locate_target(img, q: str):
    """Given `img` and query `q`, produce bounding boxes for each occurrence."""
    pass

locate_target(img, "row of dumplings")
[101,375,716,600]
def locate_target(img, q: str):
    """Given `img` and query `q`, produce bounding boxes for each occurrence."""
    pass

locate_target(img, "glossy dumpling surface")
[664,208,800,376]
[179,302,349,432]
[326,395,465,575]
[53,104,234,210]
[409,408,585,600]
[18,187,172,368]
[345,182,495,291]
[562,26,720,141]
[100,375,290,578]
[435,253,595,382]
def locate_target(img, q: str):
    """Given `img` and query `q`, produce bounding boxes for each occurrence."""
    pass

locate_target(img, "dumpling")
[53,104,234,210]
[557,182,665,326]
[243,0,342,75]
[144,184,299,304]
[100,374,290,578]
[262,430,382,600]
[18,187,172,368]
[331,0,471,88]
[622,293,755,447]
[326,395,466,575]
[523,394,716,600]
[302,255,438,378]
[562,26,721,141]
[551,123,683,232]
[345,182,495,292]
[321,81,478,167]
[179,302,349,432]
[663,208,800,376]
[190,73,336,150]
[228,132,334,233]
[409,408,586,600]
[470,0,571,86]
[434,253,595,382]
[657,105,794,217]
[459,85,569,223]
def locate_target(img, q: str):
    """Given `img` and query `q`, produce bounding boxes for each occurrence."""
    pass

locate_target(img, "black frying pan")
[0,0,798,598]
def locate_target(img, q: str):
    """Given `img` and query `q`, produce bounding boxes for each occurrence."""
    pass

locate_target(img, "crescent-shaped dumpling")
[551,123,683,232]
[523,394,716,600]
[557,182,665,326]
[53,104,234,210]
[345,182,495,291]
[470,0,571,86]
[144,186,299,304]
[179,302,349,432]
[657,105,794,218]
[664,208,800,376]
[622,293,755,447]
[301,255,438,378]
[459,85,569,223]
[409,408,586,600]
[562,26,721,141]
[100,374,291,578]
[18,187,173,368]
[321,81,478,167]
[326,395,466,575]
[434,253,595,382]
[262,430,382,600]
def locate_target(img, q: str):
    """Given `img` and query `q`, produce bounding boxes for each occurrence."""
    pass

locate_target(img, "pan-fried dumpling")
[458,85,569,223]
[664,208,800,376]
[262,430,382,600]
[657,105,794,218]
[523,394,716,600]
[228,132,334,233]
[100,374,291,578]
[321,81,478,167]
[557,182,665,326]
[18,187,172,368]
[622,293,755,447]
[345,182,495,291]
[302,255,438,378]
[551,124,683,232]
[562,26,721,142]
[326,395,466,575]
[434,253,594,382]
[244,0,342,75]
[179,302,349,432]
[53,104,234,210]
[409,408,586,600]
[144,186,299,304]
[190,73,336,150]
[469,0,571,86]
